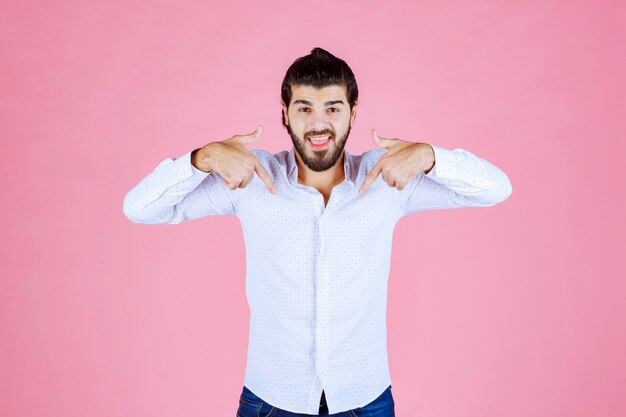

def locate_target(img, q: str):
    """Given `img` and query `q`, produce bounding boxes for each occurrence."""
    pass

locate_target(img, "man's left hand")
[359,129,435,195]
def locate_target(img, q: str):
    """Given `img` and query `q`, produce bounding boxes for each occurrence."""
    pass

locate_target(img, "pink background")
[2,1,625,416]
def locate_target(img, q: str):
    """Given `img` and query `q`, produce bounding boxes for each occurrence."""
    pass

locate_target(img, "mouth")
[307,135,332,150]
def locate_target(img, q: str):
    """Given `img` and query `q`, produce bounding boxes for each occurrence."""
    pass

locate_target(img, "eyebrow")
[292,99,345,106]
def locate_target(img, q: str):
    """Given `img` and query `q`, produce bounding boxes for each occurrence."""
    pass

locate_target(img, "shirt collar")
[287,146,354,188]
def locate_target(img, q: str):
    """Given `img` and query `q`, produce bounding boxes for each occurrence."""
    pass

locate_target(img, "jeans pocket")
[237,386,277,417]
[350,385,395,417]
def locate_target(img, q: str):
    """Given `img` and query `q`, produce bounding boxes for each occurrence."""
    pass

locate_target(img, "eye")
[298,108,310,112]
[328,108,339,113]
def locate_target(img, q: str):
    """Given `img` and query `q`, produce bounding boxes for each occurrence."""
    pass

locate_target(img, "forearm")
[122,150,211,224]
[423,145,512,205]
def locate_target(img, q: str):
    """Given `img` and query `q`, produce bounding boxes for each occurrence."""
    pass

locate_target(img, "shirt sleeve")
[122,149,240,224]
[399,145,513,216]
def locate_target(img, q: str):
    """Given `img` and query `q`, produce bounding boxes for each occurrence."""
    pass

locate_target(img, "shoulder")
[249,148,286,160]
[362,148,387,162]
[247,148,290,182]
[249,149,287,167]
[351,149,387,173]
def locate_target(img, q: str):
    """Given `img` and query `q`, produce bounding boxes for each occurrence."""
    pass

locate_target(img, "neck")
[295,150,346,191]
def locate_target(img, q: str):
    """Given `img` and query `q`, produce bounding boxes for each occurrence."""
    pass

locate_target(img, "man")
[123,47,512,417]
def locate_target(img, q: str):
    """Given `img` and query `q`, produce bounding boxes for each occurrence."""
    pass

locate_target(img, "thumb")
[371,129,398,149]
[237,124,264,145]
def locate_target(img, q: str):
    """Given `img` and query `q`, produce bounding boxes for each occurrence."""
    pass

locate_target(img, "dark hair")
[280,47,359,129]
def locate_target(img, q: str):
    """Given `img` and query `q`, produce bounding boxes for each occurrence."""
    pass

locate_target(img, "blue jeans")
[236,385,395,417]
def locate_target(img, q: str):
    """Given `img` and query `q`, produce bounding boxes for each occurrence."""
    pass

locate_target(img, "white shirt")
[123,144,512,414]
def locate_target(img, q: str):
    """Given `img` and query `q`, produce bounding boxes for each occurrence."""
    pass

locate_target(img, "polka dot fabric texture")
[123,144,512,414]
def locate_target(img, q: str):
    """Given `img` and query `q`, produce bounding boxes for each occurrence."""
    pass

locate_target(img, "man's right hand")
[191,125,277,194]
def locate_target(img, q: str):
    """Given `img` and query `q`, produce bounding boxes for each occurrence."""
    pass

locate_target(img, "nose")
[308,114,332,134]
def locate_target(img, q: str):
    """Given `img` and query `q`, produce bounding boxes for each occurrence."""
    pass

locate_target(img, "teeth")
[310,136,330,142]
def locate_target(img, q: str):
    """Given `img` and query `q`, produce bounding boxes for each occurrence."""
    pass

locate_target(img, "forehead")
[290,84,348,105]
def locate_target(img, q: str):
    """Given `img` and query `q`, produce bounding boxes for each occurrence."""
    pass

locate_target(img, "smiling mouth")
[307,135,332,145]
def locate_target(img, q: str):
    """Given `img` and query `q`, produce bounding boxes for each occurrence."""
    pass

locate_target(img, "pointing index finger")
[359,162,382,195]
[253,158,277,194]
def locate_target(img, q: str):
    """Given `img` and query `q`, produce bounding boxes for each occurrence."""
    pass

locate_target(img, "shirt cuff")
[178,149,212,179]
[424,145,441,177]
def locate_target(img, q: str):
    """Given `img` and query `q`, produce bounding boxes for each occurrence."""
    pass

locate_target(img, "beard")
[287,124,352,172]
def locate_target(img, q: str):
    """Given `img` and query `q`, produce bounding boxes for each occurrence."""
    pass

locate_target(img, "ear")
[350,104,358,126]
[282,104,289,126]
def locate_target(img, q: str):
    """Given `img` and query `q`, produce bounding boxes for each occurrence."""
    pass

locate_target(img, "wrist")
[191,145,214,173]
[423,143,435,174]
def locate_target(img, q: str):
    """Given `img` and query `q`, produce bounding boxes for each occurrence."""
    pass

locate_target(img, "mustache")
[305,130,334,139]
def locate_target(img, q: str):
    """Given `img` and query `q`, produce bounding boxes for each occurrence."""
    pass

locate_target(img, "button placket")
[311,193,323,381]
[312,192,331,380]
[319,215,329,378]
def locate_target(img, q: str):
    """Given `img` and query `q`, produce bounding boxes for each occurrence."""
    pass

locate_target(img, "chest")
[237,183,401,253]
